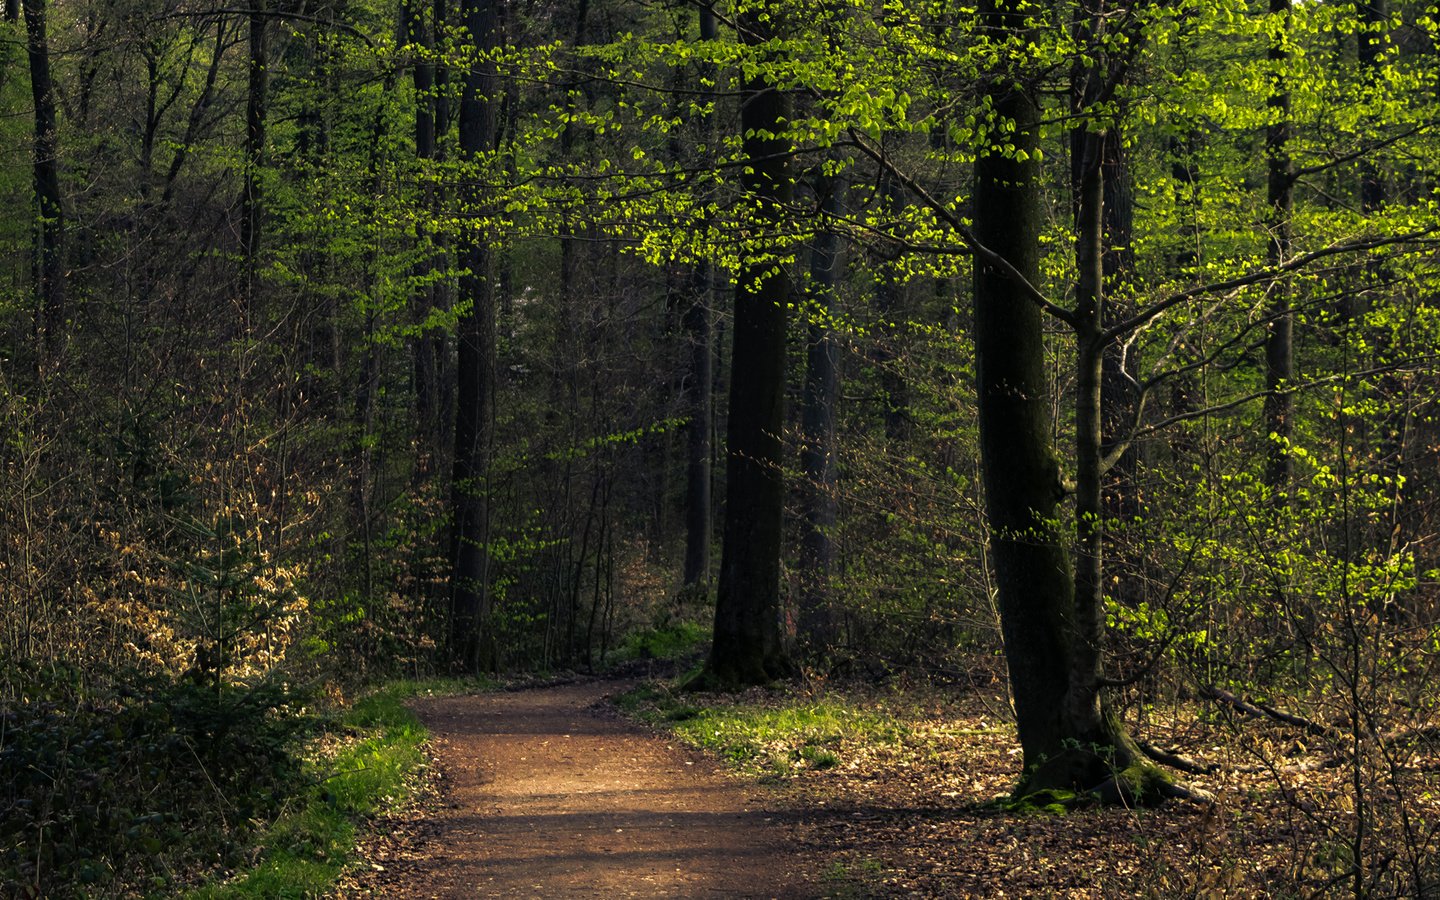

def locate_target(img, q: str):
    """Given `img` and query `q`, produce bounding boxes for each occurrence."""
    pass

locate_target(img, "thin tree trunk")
[682,266,714,589]
[798,170,843,653]
[241,0,268,314]
[24,0,65,366]
[1263,0,1294,498]
[681,2,719,591]
[407,0,443,478]
[874,170,909,442]
[449,0,500,672]
[1358,0,1387,215]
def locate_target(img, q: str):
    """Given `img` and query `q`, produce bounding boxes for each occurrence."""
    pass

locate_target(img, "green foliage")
[615,621,710,663]
[192,682,434,899]
[0,677,308,897]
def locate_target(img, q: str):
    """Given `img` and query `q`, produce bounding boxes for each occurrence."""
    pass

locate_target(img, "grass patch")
[616,682,905,778]
[822,857,887,898]
[192,677,490,898]
[612,622,710,663]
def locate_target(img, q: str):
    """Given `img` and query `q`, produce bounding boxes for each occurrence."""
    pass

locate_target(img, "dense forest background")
[4,0,1440,890]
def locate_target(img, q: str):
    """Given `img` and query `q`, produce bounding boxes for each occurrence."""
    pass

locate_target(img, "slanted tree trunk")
[798,169,843,653]
[24,0,65,365]
[449,0,500,672]
[702,0,794,688]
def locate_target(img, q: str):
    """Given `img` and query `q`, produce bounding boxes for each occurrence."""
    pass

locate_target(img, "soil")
[344,680,814,899]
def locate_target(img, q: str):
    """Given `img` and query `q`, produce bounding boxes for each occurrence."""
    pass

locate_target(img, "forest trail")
[354,681,813,898]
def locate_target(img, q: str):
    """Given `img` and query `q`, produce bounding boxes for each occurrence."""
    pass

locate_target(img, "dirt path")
[353,681,814,899]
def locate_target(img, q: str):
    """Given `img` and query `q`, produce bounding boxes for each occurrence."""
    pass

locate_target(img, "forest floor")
[338,675,1440,898]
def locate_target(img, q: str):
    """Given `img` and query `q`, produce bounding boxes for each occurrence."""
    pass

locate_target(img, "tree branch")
[1104,230,1439,343]
[844,128,1078,329]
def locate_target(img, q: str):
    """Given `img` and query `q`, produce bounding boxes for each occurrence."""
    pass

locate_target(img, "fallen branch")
[1200,685,1338,739]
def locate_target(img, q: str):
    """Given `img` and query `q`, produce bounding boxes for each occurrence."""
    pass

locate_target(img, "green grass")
[822,857,887,898]
[612,622,711,663]
[191,677,491,899]
[616,682,905,778]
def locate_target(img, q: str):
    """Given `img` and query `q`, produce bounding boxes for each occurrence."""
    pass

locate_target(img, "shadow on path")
[361,680,813,899]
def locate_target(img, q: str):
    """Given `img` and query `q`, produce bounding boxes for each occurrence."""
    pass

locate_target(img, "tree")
[798,168,844,652]
[450,0,502,671]
[681,0,720,591]
[967,0,1162,795]
[1262,0,1294,499]
[241,0,267,313]
[23,0,64,366]
[701,0,795,688]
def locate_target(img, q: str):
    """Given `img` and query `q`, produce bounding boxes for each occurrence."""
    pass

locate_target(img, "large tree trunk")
[24,0,65,366]
[974,0,1154,798]
[449,0,500,672]
[702,1,794,688]
[798,170,843,653]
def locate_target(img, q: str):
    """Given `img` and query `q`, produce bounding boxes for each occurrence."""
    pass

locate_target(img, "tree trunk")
[682,264,714,589]
[974,0,1152,797]
[798,170,843,653]
[449,0,500,672]
[407,0,443,477]
[1263,0,1294,499]
[874,170,909,443]
[680,1,719,591]
[702,2,794,688]
[24,0,65,365]
[1358,0,1387,215]
[241,0,267,315]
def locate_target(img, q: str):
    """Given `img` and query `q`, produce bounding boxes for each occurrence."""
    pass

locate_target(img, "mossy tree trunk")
[974,0,1160,799]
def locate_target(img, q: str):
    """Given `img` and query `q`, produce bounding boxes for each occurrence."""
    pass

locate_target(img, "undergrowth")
[1,676,307,898]
[194,677,490,898]
[611,622,709,664]
[0,674,489,899]
[616,681,907,778]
